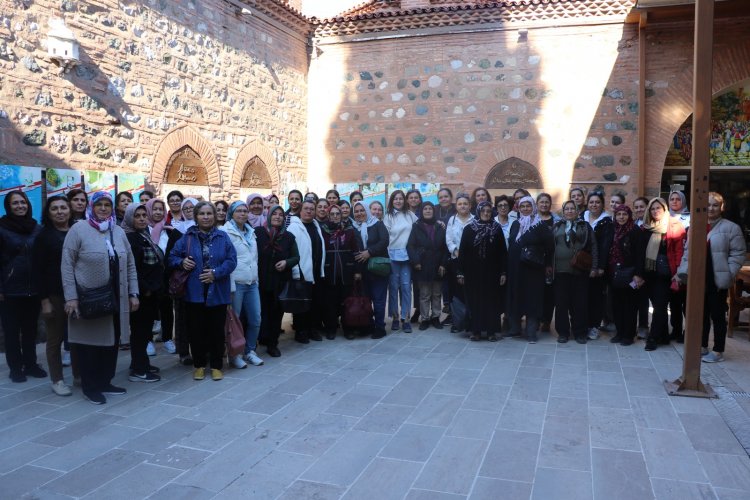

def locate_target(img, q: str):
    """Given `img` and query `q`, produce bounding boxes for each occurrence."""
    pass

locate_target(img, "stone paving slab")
[1,320,750,499]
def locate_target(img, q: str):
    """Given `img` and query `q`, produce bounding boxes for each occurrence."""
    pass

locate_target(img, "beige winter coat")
[61,221,138,346]
[677,218,746,290]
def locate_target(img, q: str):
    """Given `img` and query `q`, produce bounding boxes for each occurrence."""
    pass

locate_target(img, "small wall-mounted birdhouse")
[47,18,79,72]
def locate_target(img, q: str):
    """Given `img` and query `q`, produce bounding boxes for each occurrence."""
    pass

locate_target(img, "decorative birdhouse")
[46,18,79,71]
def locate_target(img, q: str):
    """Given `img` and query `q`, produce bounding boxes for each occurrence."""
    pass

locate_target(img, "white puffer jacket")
[677,218,746,290]
[220,221,259,290]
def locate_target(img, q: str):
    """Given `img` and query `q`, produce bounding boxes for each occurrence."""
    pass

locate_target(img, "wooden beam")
[637,12,647,196]
[665,0,715,398]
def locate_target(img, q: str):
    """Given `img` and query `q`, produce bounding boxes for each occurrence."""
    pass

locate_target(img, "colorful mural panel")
[84,171,116,199]
[45,168,83,199]
[0,166,43,222]
[666,86,750,167]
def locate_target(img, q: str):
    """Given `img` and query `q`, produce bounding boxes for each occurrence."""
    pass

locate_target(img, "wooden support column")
[637,13,647,197]
[665,0,715,398]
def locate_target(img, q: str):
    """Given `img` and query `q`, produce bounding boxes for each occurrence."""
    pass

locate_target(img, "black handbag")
[611,265,636,288]
[77,281,118,319]
[520,245,544,268]
[77,230,119,319]
[278,266,313,314]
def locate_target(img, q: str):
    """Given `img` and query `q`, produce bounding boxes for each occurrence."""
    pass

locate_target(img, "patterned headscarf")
[87,191,115,233]
[469,201,501,258]
[515,195,541,241]
[145,198,166,244]
[609,204,635,272]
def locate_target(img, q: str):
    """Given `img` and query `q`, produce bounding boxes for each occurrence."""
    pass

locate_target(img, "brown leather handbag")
[570,249,593,272]
[168,235,191,298]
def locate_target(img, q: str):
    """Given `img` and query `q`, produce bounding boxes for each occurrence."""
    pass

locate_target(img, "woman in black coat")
[457,201,507,341]
[0,190,46,382]
[353,201,390,339]
[407,202,449,330]
[507,196,554,343]
[580,191,614,340]
[255,205,300,357]
[122,204,164,382]
[607,205,640,345]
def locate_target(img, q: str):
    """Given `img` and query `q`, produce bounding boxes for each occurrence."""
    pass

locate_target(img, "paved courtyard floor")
[2,319,750,500]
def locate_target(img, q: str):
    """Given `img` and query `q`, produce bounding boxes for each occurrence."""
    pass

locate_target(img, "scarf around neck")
[470,201,501,258]
[0,191,37,234]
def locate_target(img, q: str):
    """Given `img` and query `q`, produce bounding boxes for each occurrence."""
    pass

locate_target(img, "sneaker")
[419,320,430,331]
[211,368,224,381]
[152,320,162,335]
[431,317,443,330]
[102,384,127,395]
[24,365,47,378]
[83,391,106,405]
[391,319,400,332]
[163,340,176,354]
[702,352,723,363]
[587,328,600,340]
[402,321,412,333]
[245,351,264,366]
[193,367,206,380]
[232,355,248,369]
[62,350,71,367]
[637,327,648,339]
[701,347,709,356]
[51,380,72,396]
[128,372,161,383]
[146,342,156,356]
[180,355,193,366]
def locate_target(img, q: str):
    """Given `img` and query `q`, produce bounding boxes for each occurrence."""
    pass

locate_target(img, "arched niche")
[164,146,209,185]
[231,139,280,194]
[484,157,543,189]
[240,156,273,189]
[150,123,221,187]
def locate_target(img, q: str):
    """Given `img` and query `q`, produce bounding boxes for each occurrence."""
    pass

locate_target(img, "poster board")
[361,183,386,208]
[0,165,43,222]
[334,182,361,203]
[84,171,116,199]
[418,183,441,204]
[117,173,146,202]
[45,168,83,199]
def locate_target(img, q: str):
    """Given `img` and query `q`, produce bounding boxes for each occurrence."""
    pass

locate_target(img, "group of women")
[0,182,745,404]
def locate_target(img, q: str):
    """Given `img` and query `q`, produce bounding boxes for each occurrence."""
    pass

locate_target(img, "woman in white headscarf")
[506,196,554,343]
[353,200,390,339]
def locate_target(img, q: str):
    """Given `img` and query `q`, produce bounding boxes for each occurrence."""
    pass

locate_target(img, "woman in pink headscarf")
[246,193,267,228]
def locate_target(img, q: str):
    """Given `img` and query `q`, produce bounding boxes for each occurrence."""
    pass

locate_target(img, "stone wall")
[307,22,641,204]
[0,0,309,199]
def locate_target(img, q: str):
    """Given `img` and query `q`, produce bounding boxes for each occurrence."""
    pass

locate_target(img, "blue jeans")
[366,273,389,330]
[233,282,261,353]
[388,260,411,320]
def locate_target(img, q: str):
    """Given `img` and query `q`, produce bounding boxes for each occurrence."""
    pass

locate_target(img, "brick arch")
[644,36,750,193]
[150,123,221,187]
[230,139,280,192]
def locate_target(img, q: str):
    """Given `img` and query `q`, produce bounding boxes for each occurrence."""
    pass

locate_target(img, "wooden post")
[664,0,715,398]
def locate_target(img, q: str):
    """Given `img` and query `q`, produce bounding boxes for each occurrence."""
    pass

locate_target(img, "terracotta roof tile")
[313,0,577,23]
